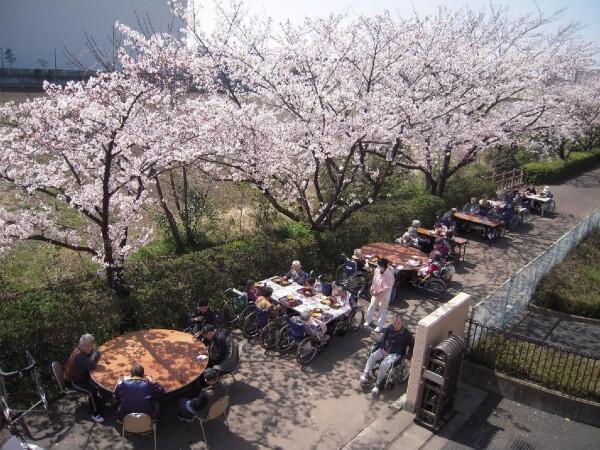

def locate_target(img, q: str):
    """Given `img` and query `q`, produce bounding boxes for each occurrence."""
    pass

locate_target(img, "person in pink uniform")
[365,258,396,333]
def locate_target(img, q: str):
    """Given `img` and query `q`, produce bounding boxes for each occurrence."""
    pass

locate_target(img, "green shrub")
[523,150,600,185]
[533,230,600,319]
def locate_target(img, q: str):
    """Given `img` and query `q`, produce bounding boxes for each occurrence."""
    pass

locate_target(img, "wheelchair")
[241,307,273,339]
[220,288,251,328]
[360,348,410,396]
[410,265,451,301]
[0,351,49,428]
[259,314,291,350]
[331,306,365,336]
[273,318,328,366]
[334,253,371,297]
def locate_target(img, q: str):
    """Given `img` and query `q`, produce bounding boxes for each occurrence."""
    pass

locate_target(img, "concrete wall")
[0,0,183,70]
[405,292,471,412]
[462,360,600,428]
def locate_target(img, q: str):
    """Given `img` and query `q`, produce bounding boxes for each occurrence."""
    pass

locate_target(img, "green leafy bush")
[533,230,600,319]
[523,150,600,185]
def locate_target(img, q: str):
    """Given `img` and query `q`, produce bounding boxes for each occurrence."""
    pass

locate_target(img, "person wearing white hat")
[542,186,553,198]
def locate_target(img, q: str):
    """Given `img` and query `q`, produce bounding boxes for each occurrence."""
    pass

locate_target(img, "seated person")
[541,186,553,198]
[359,315,414,396]
[487,205,502,221]
[200,324,231,367]
[396,225,420,248]
[430,237,450,260]
[255,286,281,318]
[64,333,107,423]
[477,199,491,217]
[115,364,165,421]
[178,368,228,420]
[290,310,328,339]
[463,197,479,214]
[245,279,258,302]
[335,283,355,308]
[285,260,308,285]
[439,208,458,230]
[432,222,447,237]
[189,297,220,332]
[418,253,443,278]
[500,205,513,225]
[524,184,537,195]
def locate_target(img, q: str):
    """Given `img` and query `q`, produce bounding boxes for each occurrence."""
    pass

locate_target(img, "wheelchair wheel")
[276,325,295,352]
[346,272,370,296]
[334,264,349,285]
[386,361,410,390]
[349,308,365,331]
[424,278,447,301]
[241,312,260,338]
[296,336,320,366]
[259,322,280,350]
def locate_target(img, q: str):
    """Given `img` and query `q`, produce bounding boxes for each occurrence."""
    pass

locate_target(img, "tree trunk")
[106,265,130,297]
[182,167,193,247]
[155,175,185,254]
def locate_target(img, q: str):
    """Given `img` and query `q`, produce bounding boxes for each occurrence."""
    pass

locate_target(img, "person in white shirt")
[365,258,396,333]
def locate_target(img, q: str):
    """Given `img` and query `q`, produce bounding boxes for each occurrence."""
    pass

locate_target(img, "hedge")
[0,174,494,401]
[523,150,600,185]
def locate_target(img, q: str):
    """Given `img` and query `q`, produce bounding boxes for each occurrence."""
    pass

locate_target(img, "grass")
[532,229,600,319]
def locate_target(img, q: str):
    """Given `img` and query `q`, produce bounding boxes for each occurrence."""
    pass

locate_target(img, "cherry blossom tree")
[0,72,203,293]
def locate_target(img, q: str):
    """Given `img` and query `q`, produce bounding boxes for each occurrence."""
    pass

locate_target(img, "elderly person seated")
[115,364,165,421]
[541,186,553,198]
[359,315,414,397]
[396,225,420,248]
[285,260,308,285]
[430,237,451,261]
[290,310,328,339]
[463,197,479,214]
[178,368,228,420]
[64,333,107,423]
[477,198,491,217]
[440,208,458,231]
[255,286,281,319]
[418,252,444,278]
[200,324,231,368]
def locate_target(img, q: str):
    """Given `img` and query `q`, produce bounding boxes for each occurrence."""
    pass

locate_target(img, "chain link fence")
[472,207,600,328]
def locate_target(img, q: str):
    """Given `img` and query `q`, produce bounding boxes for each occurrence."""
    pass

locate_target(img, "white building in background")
[0,0,184,70]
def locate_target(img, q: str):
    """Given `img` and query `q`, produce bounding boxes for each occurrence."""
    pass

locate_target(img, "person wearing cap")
[365,258,396,333]
[463,197,479,214]
[440,208,458,231]
[285,260,308,285]
[115,364,165,421]
[178,368,229,420]
[189,297,221,333]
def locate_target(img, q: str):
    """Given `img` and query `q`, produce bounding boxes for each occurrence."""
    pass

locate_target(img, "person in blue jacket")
[115,365,165,421]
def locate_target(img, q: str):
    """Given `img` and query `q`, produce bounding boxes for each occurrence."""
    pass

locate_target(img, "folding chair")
[179,396,230,448]
[51,361,84,401]
[122,412,157,450]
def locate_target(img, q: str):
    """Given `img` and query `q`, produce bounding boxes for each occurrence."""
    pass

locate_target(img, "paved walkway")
[2,168,599,449]
[451,166,600,354]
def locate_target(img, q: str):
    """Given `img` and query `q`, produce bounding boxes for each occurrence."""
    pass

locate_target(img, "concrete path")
[450,166,600,354]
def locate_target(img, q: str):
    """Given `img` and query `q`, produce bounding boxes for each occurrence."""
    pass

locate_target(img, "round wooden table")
[91,329,208,393]
[359,242,428,271]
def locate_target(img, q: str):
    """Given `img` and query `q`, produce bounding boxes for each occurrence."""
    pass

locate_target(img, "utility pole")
[53,48,57,80]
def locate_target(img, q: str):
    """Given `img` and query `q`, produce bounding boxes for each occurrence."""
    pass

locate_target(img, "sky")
[195,0,600,44]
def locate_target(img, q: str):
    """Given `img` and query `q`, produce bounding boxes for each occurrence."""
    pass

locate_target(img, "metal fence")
[465,319,600,402]
[472,206,600,328]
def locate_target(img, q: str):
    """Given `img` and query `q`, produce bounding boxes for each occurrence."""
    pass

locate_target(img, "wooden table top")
[91,329,208,393]
[454,212,501,228]
[359,242,428,270]
[416,228,467,245]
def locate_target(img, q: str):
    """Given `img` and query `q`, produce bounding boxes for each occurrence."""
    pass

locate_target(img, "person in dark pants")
[115,365,165,421]
[359,315,414,397]
[178,368,229,419]
[200,324,230,367]
[64,333,107,423]
[189,297,221,335]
